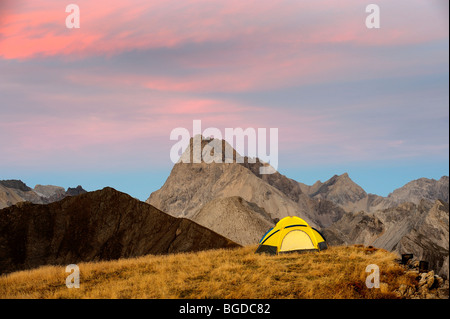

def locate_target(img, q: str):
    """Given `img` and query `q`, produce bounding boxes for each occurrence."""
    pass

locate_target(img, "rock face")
[147,137,345,231]
[395,265,448,299]
[147,136,449,260]
[300,174,449,213]
[65,185,87,197]
[387,176,449,205]
[396,200,449,279]
[0,180,32,192]
[0,180,87,209]
[323,200,449,278]
[34,185,66,202]
[301,173,449,277]
[191,196,275,246]
[300,173,367,206]
[0,180,45,209]
[0,187,239,274]
[0,184,27,210]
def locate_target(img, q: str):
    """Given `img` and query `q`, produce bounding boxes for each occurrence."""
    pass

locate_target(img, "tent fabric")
[255,216,328,255]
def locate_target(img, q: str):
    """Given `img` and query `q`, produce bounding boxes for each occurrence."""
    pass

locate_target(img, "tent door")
[280,230,315,252]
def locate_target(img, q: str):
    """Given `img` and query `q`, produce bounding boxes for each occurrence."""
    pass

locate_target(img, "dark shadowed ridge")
[0,187,239,274]
[0,180,32,192]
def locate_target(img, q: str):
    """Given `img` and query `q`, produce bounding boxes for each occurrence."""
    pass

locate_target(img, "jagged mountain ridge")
[300,173,449,213]
[299,173,367,206]
[387,176,449,204]
[147,137,448,250]
[301,173,449,278]
[147,136,448,277]
[0,187,239,274]
[0,180,87,209]
[2,137,447,276]
[323,200,449,278]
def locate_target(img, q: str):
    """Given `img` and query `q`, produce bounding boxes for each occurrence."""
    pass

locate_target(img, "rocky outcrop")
[395,262,449,299]
[396,200,449,279]
[323,200,449,278]
[0,187,239,274]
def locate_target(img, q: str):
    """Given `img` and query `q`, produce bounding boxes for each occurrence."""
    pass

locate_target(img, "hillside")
[0,187,239,274]
[191,196,275,246]
[323,200,449,278]
[1,245,447,299]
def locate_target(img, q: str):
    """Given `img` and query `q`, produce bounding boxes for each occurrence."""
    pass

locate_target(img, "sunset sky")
[0,0,448,200]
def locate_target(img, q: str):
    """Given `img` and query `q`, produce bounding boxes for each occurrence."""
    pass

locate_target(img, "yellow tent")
[255,216,328,255]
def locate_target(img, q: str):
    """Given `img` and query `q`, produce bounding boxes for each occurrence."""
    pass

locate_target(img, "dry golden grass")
[0,245,416,299]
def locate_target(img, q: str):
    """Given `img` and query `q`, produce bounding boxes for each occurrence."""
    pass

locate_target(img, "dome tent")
[255,216,327,255]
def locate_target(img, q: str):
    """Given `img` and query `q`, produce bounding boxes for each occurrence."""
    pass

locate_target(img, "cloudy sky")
[0,0,448,200]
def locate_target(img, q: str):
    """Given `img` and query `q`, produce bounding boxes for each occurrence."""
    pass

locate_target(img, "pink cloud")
[0,95,263,159]
[1,0,447,60]
[0,0,447,170]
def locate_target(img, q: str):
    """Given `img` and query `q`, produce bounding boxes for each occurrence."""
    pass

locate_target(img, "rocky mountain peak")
[309,173,367,206]
[66,185,87,196]
[0,181,89,209]
[0,180,32,192]
[387,176,449,204]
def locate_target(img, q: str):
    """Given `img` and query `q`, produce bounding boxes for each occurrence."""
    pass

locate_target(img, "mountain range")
[147,137,449,277]
[147,137,346,229]
[0,137,448,278]
[323,200,449,277]
[299,173,448,213]
[0,180,87,209]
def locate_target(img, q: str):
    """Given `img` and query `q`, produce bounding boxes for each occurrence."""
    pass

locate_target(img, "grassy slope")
[0,245,416,299]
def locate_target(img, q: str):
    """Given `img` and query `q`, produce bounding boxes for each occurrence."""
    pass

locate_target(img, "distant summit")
[300,173,367,206]
[387,176,449,204]
[0,180,87,209]
[66,185,87,196]
[0,180,32,192]
[299,174,449,213]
